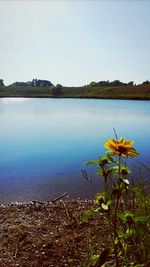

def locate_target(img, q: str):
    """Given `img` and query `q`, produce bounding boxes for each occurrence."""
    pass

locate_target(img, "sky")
[0,0,150,86]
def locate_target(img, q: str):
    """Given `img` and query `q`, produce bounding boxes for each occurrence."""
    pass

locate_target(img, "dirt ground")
[0,199,109,267]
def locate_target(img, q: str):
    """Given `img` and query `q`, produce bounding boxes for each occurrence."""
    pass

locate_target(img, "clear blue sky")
[0,0,150,86]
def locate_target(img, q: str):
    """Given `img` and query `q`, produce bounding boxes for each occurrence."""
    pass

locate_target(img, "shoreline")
[0,95,150,101]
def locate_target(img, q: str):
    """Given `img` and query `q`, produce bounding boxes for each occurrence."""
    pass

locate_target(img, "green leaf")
[95,192,105,200]
[90,249,109,267]
[123,179,130,185]
[125,228,135,237]
[106,153,116,163]
[134,215,148,223]
[118,211,135,223]
[95,192,106,206]
[101,203,109,210]
[98,154,115,167]
[90,254,100,266]
[94,207,103,213]
[114,237,119,245]
[130,187,140,194]
[118,212,126,222]
[107,200,112,206]
[81,210,95,223]
[84,160,99,166]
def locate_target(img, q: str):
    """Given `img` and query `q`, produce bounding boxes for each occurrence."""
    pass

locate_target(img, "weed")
[83,136,150,266]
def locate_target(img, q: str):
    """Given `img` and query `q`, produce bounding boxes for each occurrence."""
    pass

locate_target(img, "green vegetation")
[62,84,150,100]
[0,84,150,100]
[0,79,150,99]
[83,136,150,266]
[0,86,52,98]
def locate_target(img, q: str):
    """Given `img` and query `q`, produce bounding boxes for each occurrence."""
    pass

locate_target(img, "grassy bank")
[0,84,150,100]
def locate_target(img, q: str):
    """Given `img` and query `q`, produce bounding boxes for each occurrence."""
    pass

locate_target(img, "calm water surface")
[0,98,150,202]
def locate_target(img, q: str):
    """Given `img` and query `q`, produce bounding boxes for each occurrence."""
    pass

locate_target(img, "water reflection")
[0,97,28,104]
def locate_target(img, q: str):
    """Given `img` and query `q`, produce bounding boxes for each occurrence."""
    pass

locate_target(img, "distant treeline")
[0,78,150,87]
[0,79,53,87]
[1,78,150,100]
[85,80,150,87]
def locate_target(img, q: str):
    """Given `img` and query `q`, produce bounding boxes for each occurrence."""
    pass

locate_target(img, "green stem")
[113,156,122,267]
[114,196,120,267]
[118,155,121,180]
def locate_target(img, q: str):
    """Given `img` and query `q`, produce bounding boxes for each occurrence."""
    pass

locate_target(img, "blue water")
[0,98,150,202]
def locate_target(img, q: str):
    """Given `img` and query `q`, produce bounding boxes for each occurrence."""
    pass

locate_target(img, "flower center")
[117,145,127,155]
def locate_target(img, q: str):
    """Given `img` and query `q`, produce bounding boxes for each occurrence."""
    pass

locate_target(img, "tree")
[89,81,98,87]
[56,84,62,88]
[0,79,4,86]
[31,79,53,87]
[110,80,123,86]
[142,80,150,85]
[98,80,110,86]
[128,81,134,86]
[51,84,63,96]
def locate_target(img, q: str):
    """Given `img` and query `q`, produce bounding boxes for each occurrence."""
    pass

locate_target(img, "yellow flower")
[104,137,139,158]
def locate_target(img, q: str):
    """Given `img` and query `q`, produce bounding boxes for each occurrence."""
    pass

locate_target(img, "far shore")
[0,83,150,100]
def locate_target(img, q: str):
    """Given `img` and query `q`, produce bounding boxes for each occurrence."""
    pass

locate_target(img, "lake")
[0,98,150,203]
